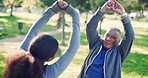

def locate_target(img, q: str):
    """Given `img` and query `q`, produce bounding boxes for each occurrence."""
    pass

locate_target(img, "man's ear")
[117,39,120,44]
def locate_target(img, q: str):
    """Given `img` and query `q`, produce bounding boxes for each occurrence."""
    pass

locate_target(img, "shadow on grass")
[133,34,148,48]
[0,15,20,21]
[122,53,148,76]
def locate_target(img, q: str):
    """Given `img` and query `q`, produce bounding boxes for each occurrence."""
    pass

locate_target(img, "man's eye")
[111,36,116,39]
[106,34,109,37]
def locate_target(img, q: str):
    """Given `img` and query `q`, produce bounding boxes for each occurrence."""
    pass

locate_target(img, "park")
[0,0,148,78]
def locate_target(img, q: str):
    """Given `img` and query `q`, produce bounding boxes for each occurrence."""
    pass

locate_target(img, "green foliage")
[22,0,44,8]
[138,0,148,9]
[0,0,147,17]
[0,0,3,5]
[118,0,148,13]
[40,0,55,7]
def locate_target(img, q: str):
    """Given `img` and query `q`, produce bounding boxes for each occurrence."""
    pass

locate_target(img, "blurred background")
[0,0,148,78]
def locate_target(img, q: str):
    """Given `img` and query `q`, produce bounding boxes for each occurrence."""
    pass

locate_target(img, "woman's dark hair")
[29,35,59,61]
[3,35,59,78]
[3,52,44,78]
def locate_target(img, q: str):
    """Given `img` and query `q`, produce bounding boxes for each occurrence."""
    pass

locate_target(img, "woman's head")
[3,52,44,78]
[3,35,58,78]
[28,35,59,61]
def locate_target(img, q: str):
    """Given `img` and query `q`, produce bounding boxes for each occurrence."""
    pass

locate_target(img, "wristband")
[100,7,105,13]
[120,13,127,17]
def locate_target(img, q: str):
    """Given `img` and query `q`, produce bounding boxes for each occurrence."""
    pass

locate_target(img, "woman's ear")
[48,57,54,61]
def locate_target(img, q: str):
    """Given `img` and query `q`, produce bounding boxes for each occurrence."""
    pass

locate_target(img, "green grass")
[122,53,148,76]
[0,12,148,78]
[0,12,58,39]
[0,54,5,77]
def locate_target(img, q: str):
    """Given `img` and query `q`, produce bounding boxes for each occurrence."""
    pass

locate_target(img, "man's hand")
[113,1,126,15]
[101,1,115,13]
[57,0,68,10]
[101,0,126,14]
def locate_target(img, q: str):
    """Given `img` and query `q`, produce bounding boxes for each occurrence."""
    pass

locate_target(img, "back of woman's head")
[3,52,44,78]
[28,35,59,61]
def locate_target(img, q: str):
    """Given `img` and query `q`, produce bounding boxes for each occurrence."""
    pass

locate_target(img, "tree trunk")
[61,11,65,45]
[99,17,104,34]
[10,4,13,16]
[57,11,63,29]
[27,6,31,13]
[85,12,88,24]
[9,0,16,16]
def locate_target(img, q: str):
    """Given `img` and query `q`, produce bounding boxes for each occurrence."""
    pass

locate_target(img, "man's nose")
[106,37,111,41]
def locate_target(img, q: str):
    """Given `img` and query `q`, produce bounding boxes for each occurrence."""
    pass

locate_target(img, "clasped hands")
[101,0,126,15]
[57,0,68,10]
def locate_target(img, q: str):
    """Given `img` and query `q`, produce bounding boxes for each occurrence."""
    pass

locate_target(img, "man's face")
[103,29,120,49]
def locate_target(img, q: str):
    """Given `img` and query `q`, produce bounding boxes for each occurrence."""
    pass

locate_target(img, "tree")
[22,0,44,13]
[0,0,3,6]
[118,0,147,18]
[139,0,148,9]
[61,11,65,45]
[3,0,20,16]
[138,0,148,18]
[40,0,54,7]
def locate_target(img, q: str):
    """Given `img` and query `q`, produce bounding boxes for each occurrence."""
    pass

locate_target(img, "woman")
[3,0,80,78]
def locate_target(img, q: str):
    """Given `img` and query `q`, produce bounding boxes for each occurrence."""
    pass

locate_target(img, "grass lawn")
[0,12,58,39]
[0,12,148,78]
